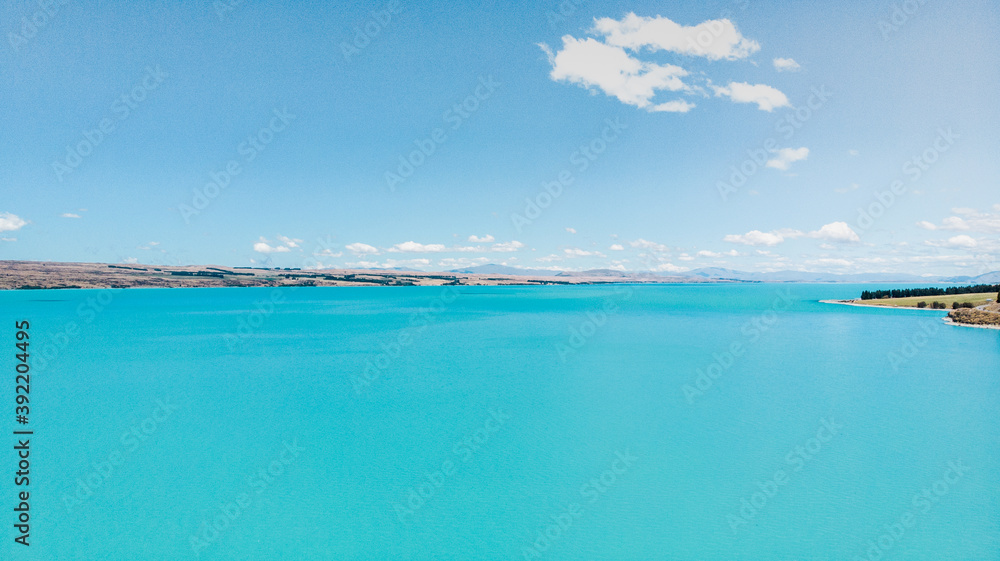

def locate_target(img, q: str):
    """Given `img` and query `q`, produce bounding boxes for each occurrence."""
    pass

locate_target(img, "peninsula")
[824,284,1000,328]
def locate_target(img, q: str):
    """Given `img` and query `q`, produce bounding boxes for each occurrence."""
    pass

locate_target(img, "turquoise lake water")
[2,284,998,560]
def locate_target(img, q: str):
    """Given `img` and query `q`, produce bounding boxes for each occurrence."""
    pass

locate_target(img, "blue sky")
[2,0,998,276]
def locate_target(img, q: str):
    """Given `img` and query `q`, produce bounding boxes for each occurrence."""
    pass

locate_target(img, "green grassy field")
[859,292,998,308]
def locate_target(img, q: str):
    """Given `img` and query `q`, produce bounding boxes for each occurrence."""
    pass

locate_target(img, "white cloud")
[122,257,138,264]
[253,235,301,254]
[438,257,489,268]
[491,241,525,252]
[650,100,696,113]
[652,262,688,273]
[564,248,606,257]
[345,260,379,269]
[565,227,577,234]
[0,237,15,242]
[383,258,430,269]
[540,14,791,115]
[678,253,694,261]
[346,258,430,270]
[137,242,160,250]
[926,235,978,249]
[60,213,81,218]
[724,230,787,246]
[697,249,740,258]
[314,249,342,257]
[713,82,790,112]
[537,254,563,263]
[541,36,690,111]
[725,222,858,246]
[254,240,291,254]
[942,216,970,230]
[772,57,801,72]
[918,208,1000,233]
[592,13,760,60]
[0,213,27,232]
[848,149,859,156]
[835,183,860,194]
[389,241,448,253]
[518,265,566,272]
[276,235,302,248]
[766,147,809,170]
[345,242,379,255]
[629,238,668,251]
[905,254,977,264]
[364,239,526,254]
[806,258,852,268]
[609,244,625,251]
[810,221,860,243]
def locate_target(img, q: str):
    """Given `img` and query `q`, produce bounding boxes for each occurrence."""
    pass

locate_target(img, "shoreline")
[0,260,891,291]
[821,299,1000,330]
[942,317,1000,331]
[4,282,666,293]
[0,260,679,290]
[818,299,949,311]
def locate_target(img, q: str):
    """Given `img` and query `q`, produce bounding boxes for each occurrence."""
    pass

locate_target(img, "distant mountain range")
[449,264,1000,284]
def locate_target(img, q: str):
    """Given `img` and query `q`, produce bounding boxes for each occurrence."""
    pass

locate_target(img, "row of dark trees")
[915,301,977,309]
[860,284,1000,300]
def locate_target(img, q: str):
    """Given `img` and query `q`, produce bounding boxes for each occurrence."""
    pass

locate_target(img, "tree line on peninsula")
[860,284,1000,301]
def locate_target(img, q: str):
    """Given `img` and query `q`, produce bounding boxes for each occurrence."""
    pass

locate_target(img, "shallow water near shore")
[2,283,998,560]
